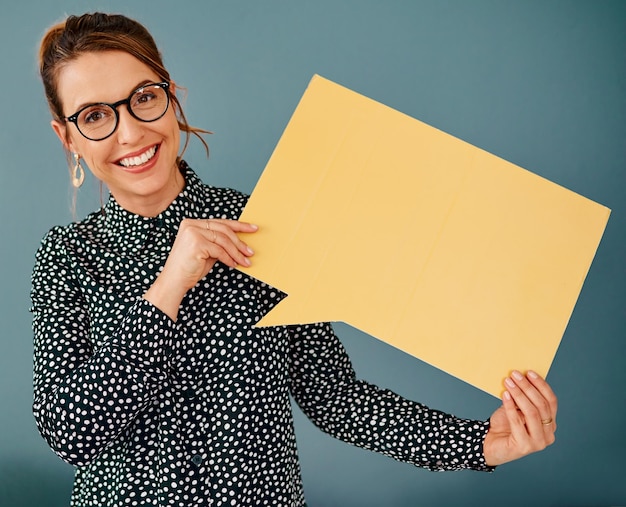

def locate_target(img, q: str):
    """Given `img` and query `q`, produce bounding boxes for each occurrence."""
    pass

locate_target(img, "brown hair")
[39,12,209,159]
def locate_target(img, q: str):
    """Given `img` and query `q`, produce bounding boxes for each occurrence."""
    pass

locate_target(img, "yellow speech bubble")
[238,75,610,397]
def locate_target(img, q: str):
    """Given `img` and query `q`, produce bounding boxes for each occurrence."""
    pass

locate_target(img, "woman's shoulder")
[37,209,106,251]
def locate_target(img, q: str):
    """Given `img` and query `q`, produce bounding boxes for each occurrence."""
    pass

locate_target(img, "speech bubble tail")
[253,294,336,328]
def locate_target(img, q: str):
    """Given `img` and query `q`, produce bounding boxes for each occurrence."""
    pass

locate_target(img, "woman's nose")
[114,105,144,144]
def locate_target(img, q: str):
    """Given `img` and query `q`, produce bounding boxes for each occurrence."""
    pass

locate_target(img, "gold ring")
[541,418,553,425]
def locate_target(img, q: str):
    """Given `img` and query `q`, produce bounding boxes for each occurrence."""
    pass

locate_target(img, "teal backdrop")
[1,1,624,506]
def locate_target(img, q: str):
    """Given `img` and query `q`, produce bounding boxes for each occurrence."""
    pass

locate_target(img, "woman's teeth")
[119,145,157,167]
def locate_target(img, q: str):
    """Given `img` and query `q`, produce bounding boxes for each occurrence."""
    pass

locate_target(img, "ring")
[541,418,553,425]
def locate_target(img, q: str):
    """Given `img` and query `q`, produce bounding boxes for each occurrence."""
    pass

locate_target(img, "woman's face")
[52,50,182,216]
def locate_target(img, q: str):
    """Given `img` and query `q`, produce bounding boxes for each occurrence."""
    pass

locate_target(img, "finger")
[510,371,557,437]
[504,375,546,440]
[203,225,219,244]
[205,231,252,267]
[525,371,557,434]
[505,375,555,448]
[509,371,553,426]
[526,370,558,421]
[201,241,241,269]
[206,218,259,234]
[501,390,531,445]
[203,220,256,253]
[200,221,255,265]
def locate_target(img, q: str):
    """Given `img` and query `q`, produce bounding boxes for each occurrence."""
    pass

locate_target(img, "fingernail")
[242,257,251,266]
[527,370,539,379]
[512,370,524,381]
[246,246,254,255]
[250,224,259,230]
[504,377,516,389]
[503,390,512,401]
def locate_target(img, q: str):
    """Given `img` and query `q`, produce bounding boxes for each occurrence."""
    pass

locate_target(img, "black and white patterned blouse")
[31,161,492,507]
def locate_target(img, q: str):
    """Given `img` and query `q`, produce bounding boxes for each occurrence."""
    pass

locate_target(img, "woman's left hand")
[483,370,557,467]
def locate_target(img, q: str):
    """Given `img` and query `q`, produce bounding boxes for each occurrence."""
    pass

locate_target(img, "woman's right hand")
[143,218,257,320]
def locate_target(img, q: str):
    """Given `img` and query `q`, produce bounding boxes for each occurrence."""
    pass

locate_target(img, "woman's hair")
[39,12,209,159]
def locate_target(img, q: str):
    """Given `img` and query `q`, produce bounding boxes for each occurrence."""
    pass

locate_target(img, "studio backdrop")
[1,1,624,506]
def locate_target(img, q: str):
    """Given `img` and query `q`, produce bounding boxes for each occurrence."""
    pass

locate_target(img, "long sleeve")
[288,322,493,472]
[31,227,177,466]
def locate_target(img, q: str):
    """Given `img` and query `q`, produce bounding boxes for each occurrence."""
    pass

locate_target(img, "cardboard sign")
[238,75,610,397]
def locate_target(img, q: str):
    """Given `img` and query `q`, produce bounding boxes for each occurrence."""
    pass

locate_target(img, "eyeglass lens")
[76,84,169,140]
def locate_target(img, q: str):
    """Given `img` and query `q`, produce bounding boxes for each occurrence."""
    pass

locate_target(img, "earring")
[72,153,85,188]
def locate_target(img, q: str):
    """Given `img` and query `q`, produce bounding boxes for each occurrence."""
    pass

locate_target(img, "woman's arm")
[288,323,557,471]
[31,227,177,466]
[32,218,257,466]
[288,323,492,471]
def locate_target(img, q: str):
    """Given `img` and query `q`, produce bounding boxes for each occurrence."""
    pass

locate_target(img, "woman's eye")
[133,91,156,106]
[82,108,110,124]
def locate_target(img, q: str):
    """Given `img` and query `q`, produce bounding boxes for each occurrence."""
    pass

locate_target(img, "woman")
[32,12,557,507]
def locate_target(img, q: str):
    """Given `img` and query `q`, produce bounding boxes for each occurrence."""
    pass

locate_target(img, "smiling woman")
[39,14,208,214]
[50,51,183,216]
[31,11,557,507]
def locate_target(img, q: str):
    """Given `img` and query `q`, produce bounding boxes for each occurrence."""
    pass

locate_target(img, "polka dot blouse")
[31,162,492,507]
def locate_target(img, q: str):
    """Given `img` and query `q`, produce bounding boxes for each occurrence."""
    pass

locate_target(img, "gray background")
[1,1,625,506]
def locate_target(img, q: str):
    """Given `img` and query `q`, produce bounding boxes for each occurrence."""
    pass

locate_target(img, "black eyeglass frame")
[64,81,171,141]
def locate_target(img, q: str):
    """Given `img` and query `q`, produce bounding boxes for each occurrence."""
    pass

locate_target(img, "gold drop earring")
[72,153,85,188]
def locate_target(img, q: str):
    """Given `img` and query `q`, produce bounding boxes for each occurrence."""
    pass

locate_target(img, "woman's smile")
[116,143,160,172]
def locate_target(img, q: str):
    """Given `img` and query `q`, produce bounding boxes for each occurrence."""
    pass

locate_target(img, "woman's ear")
[51,119,76,152]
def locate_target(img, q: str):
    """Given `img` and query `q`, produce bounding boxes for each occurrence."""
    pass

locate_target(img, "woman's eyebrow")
[71,79,157,112]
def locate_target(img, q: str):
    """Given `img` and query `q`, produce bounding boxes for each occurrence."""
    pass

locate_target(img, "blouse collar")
[102,160,204,251]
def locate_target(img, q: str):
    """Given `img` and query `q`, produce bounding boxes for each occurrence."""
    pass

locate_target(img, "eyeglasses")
[65,82,171,141]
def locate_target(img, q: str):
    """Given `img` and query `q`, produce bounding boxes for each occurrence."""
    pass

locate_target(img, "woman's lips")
[117,144,159,168]
[116,144,161,173]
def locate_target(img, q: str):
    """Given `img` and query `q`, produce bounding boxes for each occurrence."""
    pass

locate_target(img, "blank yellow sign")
[238,75,610,397]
